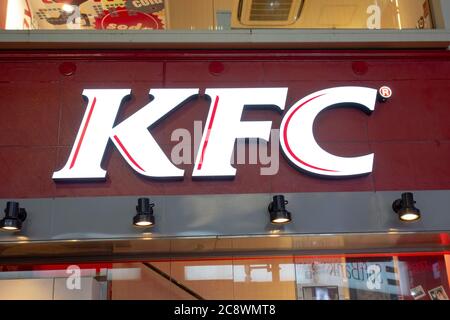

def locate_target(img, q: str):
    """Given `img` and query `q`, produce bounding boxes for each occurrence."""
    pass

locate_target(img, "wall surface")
[0,51,450,198]
[0,50,449,199]
[0,49,449,245]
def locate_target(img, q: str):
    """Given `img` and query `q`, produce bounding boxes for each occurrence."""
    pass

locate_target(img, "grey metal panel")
[283,192,382,234]
[50,196,155,240]
[162,194,269,236]
[378,190,450,232]
[0,190,450,243]
[0,30,449,49]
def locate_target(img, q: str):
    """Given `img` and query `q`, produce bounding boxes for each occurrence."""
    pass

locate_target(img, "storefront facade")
[0,0,450,300]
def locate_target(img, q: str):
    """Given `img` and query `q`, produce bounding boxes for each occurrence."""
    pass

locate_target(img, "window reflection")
[185,265,233,281]
[303,286,339,300]
[184,262,295,282]
[1,0,434,31]
[398,255,450,300]
[235,264,274,282]
[0,253,449,300]
[295,258,348,300]
[345,258,400,300]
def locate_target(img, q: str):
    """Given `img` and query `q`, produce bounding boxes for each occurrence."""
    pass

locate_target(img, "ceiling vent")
[234,0,304,26]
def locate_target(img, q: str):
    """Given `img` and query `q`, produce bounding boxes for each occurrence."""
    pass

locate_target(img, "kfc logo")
[53,86,387,181]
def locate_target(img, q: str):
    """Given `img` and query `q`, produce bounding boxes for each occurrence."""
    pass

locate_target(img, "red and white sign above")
[53,86,390,181]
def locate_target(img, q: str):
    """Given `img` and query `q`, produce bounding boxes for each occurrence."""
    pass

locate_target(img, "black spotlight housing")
[0,202,27,231]
[133,198,155,227]
[392,192,421,222]
[268,195,292,225]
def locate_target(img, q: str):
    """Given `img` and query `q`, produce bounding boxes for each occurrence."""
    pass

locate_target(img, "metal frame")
[1,0,449,49]
[1,231,449,264]
[0,48,449,61]
[0,29,449,49]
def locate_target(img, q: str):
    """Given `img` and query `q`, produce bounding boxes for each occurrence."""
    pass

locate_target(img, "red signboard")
[0,50,449,199]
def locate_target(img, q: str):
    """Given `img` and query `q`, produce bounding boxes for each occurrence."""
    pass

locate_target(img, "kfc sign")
[53,87,387,180]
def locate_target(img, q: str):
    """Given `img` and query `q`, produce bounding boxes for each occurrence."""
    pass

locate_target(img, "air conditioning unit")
[231,0,422,30]
[231,0,305,27]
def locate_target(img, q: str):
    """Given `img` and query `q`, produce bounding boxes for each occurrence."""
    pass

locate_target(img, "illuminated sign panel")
[192,88,288,177]
[280,87,377,177]
[53,86,387,181]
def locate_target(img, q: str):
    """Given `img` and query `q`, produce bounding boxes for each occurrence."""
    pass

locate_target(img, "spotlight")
[0,202,27,231]
[268,195,292,225]
[392,192,421,222]
[133,198,155,227]
[62,4,75,13]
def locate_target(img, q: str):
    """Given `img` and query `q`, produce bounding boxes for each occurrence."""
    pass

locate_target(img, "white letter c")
[280,86,377,177]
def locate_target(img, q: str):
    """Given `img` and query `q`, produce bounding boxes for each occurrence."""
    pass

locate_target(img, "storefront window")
[1,253,449,300]
[0,0,436,31]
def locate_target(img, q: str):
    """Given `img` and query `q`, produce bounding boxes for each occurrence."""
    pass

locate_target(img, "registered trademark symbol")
[378,86,392,102]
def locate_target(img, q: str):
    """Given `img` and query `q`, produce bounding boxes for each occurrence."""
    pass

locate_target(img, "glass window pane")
[0,0,436,31]
[398,255,450,300]
[232,257,296,300]
[170,259,235,300]
[1,252,449,300]
[295,257,348,300]
[345,257,401,300]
